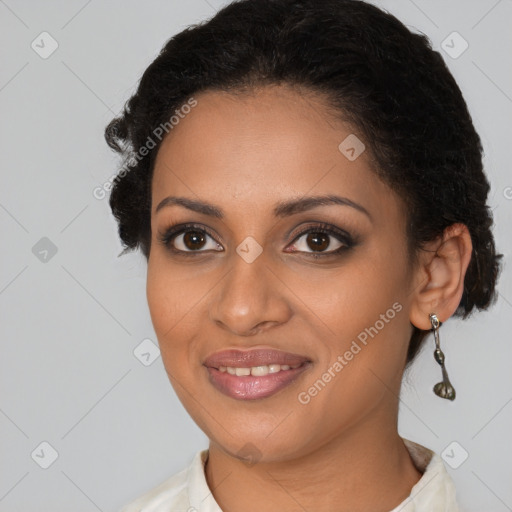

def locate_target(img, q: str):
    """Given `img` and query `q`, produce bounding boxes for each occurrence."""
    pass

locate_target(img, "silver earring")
[430,313,456,401]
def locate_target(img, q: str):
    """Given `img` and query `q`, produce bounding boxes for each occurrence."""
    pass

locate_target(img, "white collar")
[388,439,459,512]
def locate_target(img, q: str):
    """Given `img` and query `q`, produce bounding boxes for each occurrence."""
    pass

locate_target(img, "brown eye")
[305,232,330,252]
[171,229,222,252]
[158,223,224,254]
[288,227,348,255]
[182,231,207,251]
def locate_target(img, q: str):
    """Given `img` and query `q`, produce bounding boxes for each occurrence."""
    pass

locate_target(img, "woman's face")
[147,84,419,462]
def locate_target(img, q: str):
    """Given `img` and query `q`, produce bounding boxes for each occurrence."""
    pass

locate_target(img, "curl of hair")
[104,0,503,363]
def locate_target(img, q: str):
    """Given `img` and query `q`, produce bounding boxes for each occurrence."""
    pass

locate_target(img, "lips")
[203,348,310,369]
[203,347,312,400]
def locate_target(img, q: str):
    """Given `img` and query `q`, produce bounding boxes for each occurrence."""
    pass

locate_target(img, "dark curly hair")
[104,0,503,363]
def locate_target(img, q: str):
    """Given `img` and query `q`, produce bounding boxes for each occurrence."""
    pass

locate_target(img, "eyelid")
[288,222,353,244]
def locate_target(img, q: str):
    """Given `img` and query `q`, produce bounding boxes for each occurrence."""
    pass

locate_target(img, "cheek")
[146,271,179,340]
[296,241,410,380]
[146,252,206,333]
[293,269,409,438]
[146,260,203,409]
[290,247,406,340]
[146,256,198,359]
[145,253,226,380]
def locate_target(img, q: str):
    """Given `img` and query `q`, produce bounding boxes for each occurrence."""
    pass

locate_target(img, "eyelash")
[157,222,356,259]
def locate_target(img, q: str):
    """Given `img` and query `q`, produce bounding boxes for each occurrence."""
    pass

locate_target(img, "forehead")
[151,85,402,224]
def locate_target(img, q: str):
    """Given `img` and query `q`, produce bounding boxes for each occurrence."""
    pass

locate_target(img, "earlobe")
[409,223,473,330]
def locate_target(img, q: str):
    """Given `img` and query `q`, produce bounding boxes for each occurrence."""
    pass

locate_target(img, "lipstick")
[203,348,311,400]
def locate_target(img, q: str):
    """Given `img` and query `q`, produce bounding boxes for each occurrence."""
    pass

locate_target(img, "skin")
[146,84,473,512]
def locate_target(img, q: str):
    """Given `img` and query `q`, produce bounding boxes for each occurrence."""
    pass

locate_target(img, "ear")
[409,223,473,330]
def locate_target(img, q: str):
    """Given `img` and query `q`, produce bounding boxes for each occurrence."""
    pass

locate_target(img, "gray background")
[1,0,511,511]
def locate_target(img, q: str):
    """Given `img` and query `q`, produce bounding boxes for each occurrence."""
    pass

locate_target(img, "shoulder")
[118,450,206,512]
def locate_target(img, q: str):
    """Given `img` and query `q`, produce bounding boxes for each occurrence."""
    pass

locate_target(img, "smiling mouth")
[204,361,312,400]
[203,347,312,400]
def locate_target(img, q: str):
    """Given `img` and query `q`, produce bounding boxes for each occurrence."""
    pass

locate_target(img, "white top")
[119,438,459,512]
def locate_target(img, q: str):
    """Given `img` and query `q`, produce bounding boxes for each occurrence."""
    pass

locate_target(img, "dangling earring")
[430,313,456,401]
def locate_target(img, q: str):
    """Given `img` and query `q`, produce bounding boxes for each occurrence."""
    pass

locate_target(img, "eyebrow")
[155,194,372,220]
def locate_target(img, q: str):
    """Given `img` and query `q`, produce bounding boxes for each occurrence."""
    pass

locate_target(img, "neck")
[204,405,422,512]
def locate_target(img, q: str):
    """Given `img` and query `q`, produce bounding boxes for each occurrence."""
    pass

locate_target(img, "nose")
[208,249,292,337]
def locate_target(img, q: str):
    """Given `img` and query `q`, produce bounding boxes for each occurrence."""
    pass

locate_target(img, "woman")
[105,0,503,510]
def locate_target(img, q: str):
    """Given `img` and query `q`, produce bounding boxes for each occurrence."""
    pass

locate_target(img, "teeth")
[268,364,280,373]
[218,363,301,376]
[250,365,269,376]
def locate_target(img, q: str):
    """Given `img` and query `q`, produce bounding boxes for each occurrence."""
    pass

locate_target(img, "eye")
[158,223,223,255]
[286,223,354,258]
